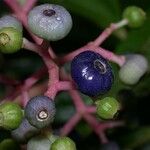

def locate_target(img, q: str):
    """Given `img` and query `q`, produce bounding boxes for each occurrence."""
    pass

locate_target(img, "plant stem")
[93,19,128,46]
[60,113,81,136]
[23,0,37,13]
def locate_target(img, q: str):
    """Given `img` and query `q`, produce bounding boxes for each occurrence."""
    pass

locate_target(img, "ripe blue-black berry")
[28,4,72,41]
[25,95,56,129]
[71,51,114,97]
[11,118,39,143]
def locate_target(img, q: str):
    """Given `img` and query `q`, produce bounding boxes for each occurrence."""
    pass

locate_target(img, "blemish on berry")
[43,9,56,17]
[37,110,49,121]
[0,33,10,46]
[94,59,106,74]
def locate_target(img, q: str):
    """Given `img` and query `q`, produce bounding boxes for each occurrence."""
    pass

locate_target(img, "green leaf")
[42,0,121,27]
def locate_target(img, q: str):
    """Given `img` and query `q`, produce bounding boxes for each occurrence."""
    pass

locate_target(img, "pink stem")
[0,75,19,85]
[58,44,125,67]
[60,113,81,136]
[23,0,37,13]
[93,19,128,46]
[21,91,29,107]
[2,67,46,102]
[57,81,76,91]
[23,38,59,99]
[86,106,96,113]
[69,90,86,113]
[83,114,108,143]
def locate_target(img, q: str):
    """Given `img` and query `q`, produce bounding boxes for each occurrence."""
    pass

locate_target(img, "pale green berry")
[0,27,23,53]
[95,97,120,119]
[27,135,52,150]
[0,102,23,130]
[119,54,148,85]
[51,137,76,150]
[28,4,72,41]
[0,15,22,32]
[123,6,146,28]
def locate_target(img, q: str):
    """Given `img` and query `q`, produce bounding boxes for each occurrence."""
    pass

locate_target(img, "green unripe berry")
[123,6,146,28]
[95,97,120,119]
[119,54,148,85]
[0,15,22,32]
[0,27,23,53]
[51,137,76,150]
[0,139,20,150]
[0,102,23,130]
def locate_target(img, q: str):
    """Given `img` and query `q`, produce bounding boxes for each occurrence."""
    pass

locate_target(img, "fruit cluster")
[0,1,148,150]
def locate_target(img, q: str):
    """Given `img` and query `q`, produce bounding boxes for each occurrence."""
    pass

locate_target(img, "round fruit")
[123,6,146,28]
[71,51,114,97]
[119,54,148,85]
[25,95,56,129]
[0,27,23,53]
[51,137,76,150]
[0,102,23,130]
[0,139,20,150]
[27,135,52,150]
[96,97,120,119]
[0,15,22,32]
[28,4,72,41]
[11,118,39,143]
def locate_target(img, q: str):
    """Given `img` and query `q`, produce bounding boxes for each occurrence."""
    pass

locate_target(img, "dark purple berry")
[11,118,39,143]
[71,51,114,97]
[25,95,56,129]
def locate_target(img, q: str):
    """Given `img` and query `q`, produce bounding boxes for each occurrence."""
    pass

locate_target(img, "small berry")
[51,137,76,150]
[123,6,146,28]
[11,118,39,143]
[0,27,23,53]
[71,51,114,97]
[28,4,72,41]
[95,97,120,119]
[0,102,23,130]
[0,15,22,32]
[119,54,148,85]
[25,95,56,129]
[0,139,19,150]
[27,135,53,150]
[100,141,120,150]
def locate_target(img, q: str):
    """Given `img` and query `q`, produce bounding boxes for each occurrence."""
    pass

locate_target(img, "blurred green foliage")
[0,0,150,149]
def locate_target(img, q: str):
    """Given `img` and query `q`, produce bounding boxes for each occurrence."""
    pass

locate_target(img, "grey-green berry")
[51,137,76,150]
[123,6,146,28]
[27,135,52,150]
[25,95,56,129]
[0,27,23,53]
[119,54,148,85]
[0,102,23,130]
[28,4,72,41]
[0,15,22,32]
